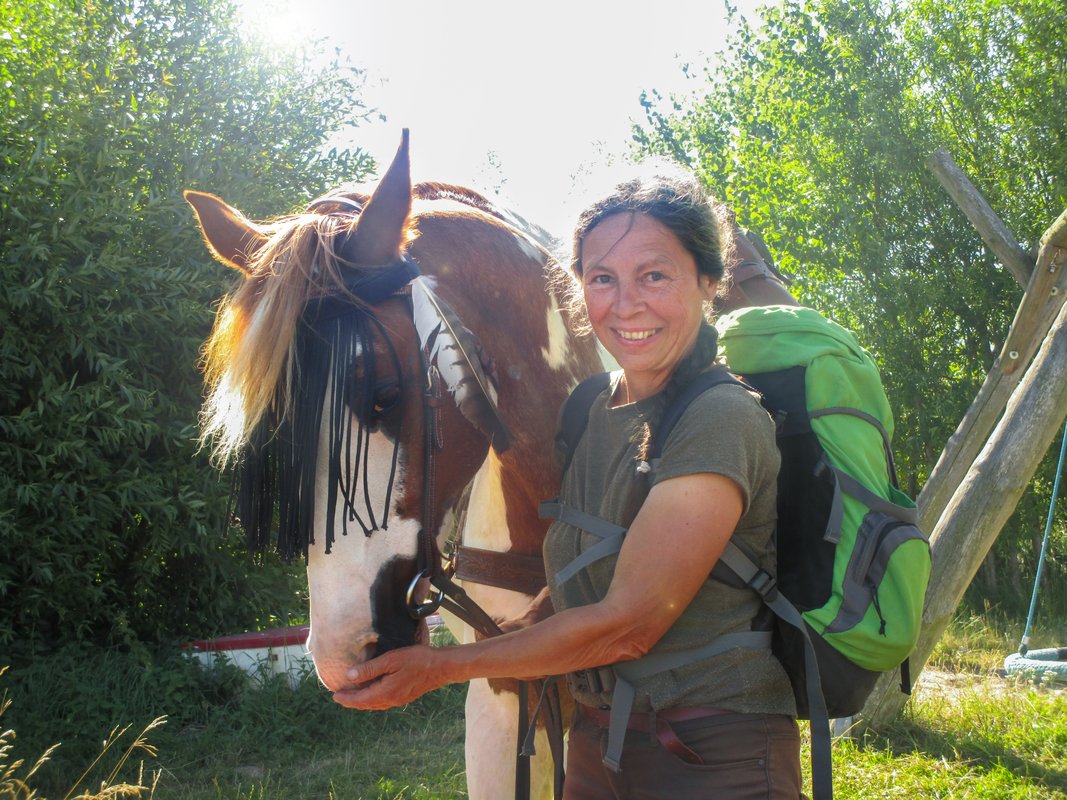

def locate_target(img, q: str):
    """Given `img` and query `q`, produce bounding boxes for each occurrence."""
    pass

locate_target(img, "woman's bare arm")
[333,472,742,710]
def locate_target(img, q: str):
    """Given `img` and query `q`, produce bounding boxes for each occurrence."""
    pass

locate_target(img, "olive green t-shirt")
[543,372,796,716]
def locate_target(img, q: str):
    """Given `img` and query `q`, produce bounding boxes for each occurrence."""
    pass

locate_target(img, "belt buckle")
[588,667,615,694]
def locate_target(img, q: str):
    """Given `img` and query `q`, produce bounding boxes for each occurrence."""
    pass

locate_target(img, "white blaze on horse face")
[541,295,575,371]
[305,417,420,693]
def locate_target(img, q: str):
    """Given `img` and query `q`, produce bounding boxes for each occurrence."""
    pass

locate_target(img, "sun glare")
[238,0,318,51]
[231,0,770,237]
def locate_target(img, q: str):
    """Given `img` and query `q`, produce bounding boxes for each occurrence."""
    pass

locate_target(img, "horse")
[186,131,603,799]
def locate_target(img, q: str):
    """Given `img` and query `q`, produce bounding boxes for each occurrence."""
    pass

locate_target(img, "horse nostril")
[362,641,379,662]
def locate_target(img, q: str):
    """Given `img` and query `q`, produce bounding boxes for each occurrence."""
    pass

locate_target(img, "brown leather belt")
[578,704,734,765]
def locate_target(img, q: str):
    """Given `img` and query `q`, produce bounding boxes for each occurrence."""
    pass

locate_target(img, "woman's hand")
[493,586,554,635]
[332,645,449,710]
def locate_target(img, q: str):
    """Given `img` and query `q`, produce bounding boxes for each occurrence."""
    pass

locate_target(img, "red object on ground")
[184,624,310,652]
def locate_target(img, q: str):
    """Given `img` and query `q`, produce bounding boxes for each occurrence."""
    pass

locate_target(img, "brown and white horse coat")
[188,134,601,798]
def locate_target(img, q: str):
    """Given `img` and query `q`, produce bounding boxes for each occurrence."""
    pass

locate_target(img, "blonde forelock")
[199,213,372,464]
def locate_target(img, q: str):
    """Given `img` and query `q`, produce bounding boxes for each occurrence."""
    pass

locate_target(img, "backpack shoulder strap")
[555,372,612,477]
[648,367,746,463]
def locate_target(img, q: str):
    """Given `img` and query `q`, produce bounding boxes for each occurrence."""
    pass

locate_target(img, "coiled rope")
[1004,421,1067,683]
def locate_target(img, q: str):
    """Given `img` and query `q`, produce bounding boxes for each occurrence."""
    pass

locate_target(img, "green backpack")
[714,304,930,695]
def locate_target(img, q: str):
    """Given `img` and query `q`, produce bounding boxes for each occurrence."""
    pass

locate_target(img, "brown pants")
[564,706,804,800]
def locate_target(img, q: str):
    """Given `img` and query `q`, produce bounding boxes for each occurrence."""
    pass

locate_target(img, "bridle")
[308,246,566,800]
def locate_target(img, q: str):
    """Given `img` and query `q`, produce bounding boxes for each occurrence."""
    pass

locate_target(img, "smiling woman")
[578,212,716,402]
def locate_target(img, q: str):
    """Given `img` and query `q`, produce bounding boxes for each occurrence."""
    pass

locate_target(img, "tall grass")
[830,611,1067,799]
[833,671,1067,798]
[0,666,163,799]
[1,650,465,800]
[4,612,1066,798]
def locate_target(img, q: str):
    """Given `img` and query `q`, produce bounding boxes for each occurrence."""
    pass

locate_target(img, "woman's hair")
[568,173,729,286]
[564,170,733,460]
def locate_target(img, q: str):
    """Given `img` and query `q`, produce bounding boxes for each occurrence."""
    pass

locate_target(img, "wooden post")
[927,149,1035,287]
[918,211,1067,531]
[859,296,1067,728]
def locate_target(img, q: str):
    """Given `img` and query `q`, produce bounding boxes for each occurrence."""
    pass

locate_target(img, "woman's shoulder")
[665,372,777,455]
[653,372,779,493]
[685,371,768,418]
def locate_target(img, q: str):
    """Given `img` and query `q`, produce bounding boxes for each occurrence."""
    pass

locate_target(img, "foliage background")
[0,0,1065,794]
[0,0,375,657]
[634,0,1067,614]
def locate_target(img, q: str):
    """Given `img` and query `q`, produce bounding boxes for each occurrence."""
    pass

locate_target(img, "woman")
[336,174,803,799]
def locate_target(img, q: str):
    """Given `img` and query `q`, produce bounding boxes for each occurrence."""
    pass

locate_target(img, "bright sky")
[238,0,765,237]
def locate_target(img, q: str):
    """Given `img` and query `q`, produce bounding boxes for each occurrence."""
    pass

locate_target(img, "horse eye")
[372,383,401,416]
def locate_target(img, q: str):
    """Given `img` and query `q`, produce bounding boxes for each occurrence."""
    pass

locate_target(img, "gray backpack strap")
[538,501,627,586]
[538,500,626,539]
[600,629,773,772]
[815,458,918,544]
[831,467,918,525]
[815,458,846,544]
[810,405,900,488]
[716,542,834,800]
[603,677,636,773]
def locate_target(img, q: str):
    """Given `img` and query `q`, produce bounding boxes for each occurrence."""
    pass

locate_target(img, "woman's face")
[581,212,715,402]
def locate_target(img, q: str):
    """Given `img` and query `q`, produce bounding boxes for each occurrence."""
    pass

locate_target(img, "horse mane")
[200,207,377,465]
[199,181,557,467]
[413,182,560,251]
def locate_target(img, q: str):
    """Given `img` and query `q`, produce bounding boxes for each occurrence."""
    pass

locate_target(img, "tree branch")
[918,211,1067,531]
[927,149,1035,287]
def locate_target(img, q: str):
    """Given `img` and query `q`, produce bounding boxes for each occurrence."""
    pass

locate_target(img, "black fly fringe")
[234,306,404,560]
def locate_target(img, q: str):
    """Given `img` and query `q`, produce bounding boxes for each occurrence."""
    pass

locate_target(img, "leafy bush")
[0,0,376,654]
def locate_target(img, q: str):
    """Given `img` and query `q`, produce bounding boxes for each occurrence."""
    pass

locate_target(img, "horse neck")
[407,208,602,556]
[472,342,601,558]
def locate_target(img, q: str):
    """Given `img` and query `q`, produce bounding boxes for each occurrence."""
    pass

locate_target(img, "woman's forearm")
[436,593,648,684]
[336,473,742,710]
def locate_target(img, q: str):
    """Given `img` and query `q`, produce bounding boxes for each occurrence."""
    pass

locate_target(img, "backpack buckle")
[747,568,777,599]
[573,667,616,695]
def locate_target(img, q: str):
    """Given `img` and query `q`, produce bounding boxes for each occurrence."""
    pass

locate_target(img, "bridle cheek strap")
[394,277,565,800]
[405,338,505,635]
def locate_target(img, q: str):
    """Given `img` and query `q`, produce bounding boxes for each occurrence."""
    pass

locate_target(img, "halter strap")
[306,195,365,214]
[343,258,420,304]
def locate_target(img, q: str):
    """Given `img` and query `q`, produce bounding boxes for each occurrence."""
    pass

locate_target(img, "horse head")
[187,132,601,694]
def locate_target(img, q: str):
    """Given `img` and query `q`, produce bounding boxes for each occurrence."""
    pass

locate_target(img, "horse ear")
[345,129,412,265]
[184,190,268,275]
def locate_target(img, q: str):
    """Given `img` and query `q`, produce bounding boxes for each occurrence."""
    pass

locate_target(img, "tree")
[634,0,1067,609]
[0,0,376,655]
